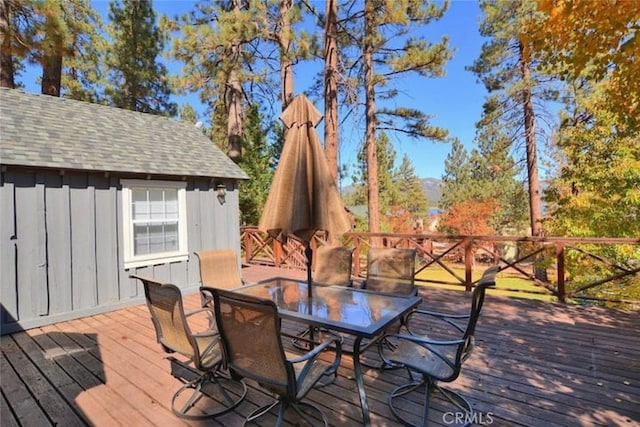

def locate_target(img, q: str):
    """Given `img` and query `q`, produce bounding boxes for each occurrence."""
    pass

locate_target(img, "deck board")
[1,264,639,426]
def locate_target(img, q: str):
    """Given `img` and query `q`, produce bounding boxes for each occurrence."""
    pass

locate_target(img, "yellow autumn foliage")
[532,0,640,124]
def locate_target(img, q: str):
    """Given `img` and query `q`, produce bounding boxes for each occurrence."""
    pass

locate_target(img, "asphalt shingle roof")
[0,88,248,180]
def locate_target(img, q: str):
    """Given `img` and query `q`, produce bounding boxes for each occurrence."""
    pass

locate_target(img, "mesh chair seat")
[313,245,354,286]
[389,341,460,380]
[131,274,247,420]
[363,247,417,295]
[195,249,246,289]
[207,287,342,427]
[380,266,499,427]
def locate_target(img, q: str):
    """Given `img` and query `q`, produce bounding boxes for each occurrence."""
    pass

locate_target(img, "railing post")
[353,238,361,278]
[275,239,283,267]
[464,238,473,292]
[557,242,566,303]
[244,230,252,264]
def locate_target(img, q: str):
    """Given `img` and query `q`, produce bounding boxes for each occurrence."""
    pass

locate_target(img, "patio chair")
[313,245,354,287]
[359,247,418,369]
[207,287,342,427]
[195,248,246,289]
[362,247,417,295]
[131,274,247,420]
[380,266,499,427]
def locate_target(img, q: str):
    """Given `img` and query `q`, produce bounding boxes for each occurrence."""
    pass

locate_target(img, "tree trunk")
[227,67,243,161]
[364,1,379,234]
[226,0,243,161]
[279,0,293,110]
[0,0,15,88]
[324,0,339,181]
[520,41,547,280]
[42,54,62,96]
[519,42,542,237]
[41,7,63,97]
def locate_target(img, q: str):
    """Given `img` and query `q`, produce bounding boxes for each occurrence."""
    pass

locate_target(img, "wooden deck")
[2,265,639,426]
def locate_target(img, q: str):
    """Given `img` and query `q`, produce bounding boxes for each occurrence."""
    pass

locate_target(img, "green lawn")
[415,265,557,302]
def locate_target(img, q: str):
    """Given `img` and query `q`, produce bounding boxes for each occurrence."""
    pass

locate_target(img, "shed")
[0,88,249,334]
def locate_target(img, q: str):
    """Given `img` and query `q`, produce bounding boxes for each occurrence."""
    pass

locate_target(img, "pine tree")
[439,138,472,214]
[237,104,275,226]
[394,154,428,217]
[347,132,430,232]
[0,0,17,88]
[348,132,397,212]
[105,0,176,115]
[180,104,198,124]
[472,98,529,233]
[469,0,548,238]
[14,0,103,97]
[439,117,528,236]
[323,0,339,180]
[61,0,104,102]
[357,0,451,233]
[164,0,311,162]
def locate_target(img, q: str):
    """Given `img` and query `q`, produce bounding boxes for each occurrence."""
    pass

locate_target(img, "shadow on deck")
[1,265,638,426]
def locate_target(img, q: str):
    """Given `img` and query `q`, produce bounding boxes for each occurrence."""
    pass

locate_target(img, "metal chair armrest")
[413,309,470,320]
[406,308,468,335]
[282,332,342,363]
[185,306,213,317]
[385,332,465,348]
[286,332,343,390]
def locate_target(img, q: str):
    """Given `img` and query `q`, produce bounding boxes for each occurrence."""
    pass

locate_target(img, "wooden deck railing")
[241,227,640,308]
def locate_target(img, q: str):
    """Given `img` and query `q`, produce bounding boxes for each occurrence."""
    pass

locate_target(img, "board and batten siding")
[0,168,242,334]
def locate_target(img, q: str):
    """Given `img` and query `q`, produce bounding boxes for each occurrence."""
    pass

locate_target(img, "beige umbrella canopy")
[259,94,351,290]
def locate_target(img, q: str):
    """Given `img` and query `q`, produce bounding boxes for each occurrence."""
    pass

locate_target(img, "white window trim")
[122,179,188,269]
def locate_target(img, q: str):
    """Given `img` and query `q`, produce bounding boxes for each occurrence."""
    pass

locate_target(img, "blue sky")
[21,0,488,181]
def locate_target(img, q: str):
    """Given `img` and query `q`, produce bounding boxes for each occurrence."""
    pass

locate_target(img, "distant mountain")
[421,177,442,207]
[340,177,442,207]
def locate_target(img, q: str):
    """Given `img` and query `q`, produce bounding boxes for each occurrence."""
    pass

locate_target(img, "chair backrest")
[458,266,499,361]
[132,274,199,362]
[313,245,353,286]
[195,249,243,289]
[365,247,417,295]
[210,288,292,398]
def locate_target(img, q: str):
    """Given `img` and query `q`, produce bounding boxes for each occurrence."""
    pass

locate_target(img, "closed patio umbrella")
[259,94,351,299]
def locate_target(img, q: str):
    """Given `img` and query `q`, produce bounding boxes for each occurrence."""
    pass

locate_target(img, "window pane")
[148,224,166,253]
[133,224,149,255]
[165,191,178,220]
[132,189,149,220]
[163,223,178,251]
[149,189,165,220]
[134,222,179,255]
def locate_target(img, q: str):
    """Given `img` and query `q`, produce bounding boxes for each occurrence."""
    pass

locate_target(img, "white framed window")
[122,179,188,269]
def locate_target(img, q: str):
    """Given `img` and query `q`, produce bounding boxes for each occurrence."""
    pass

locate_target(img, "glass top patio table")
[234,277,422,339]
[233,276,422,426]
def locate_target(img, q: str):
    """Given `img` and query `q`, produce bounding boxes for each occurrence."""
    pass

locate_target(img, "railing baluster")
[557,243,566,303]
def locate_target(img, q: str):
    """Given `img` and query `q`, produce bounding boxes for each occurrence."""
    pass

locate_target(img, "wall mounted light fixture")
[216,182,226,204]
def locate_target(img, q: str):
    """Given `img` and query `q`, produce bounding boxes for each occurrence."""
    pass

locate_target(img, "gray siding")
[0,168,242,334]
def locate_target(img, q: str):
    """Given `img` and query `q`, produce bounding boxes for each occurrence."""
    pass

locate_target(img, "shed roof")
[0,88,248,180]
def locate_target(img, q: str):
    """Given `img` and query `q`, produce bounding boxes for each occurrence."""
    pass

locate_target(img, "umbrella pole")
[305,243,313,296]
[305,243,314,345]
